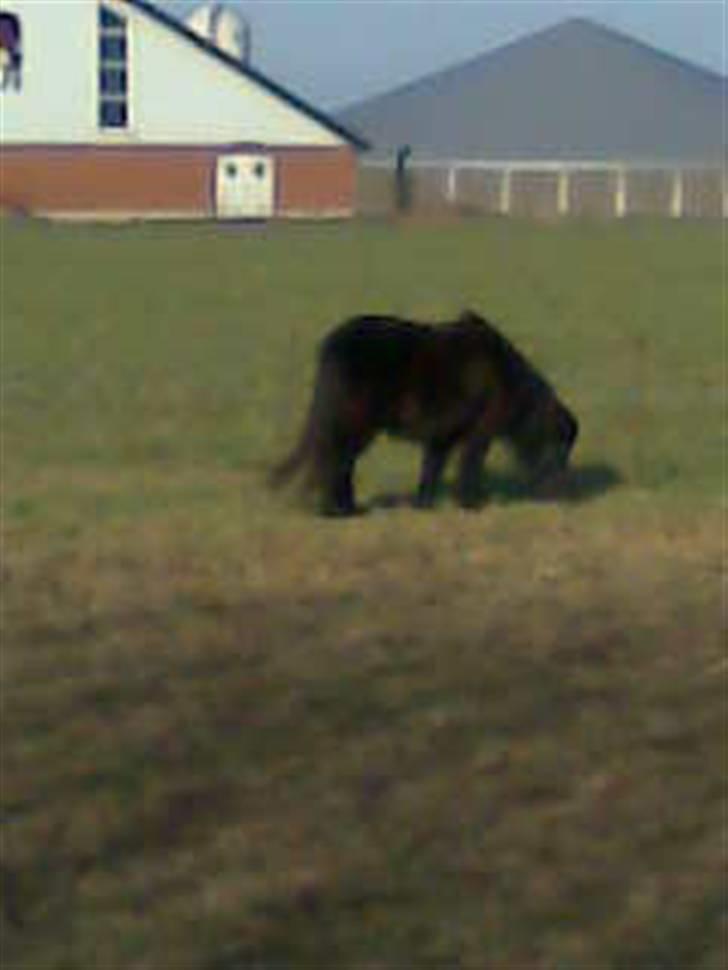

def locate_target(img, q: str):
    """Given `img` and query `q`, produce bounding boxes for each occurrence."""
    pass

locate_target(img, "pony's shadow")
[366,462,623,512]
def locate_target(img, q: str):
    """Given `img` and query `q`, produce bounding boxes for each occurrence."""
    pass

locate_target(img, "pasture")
[2,217,725,968]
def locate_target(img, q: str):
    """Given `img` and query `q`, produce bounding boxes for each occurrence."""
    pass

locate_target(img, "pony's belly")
[384,397,473,443]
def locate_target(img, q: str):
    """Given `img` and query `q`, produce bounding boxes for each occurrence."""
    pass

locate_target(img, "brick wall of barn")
[0,145,359,220]
[275,147,357,217]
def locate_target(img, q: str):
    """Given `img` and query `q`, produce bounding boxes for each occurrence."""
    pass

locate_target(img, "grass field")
[2,216,725,968]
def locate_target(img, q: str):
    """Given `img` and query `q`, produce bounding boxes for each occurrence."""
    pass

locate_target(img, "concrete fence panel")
[569,170,618,218]
[626,169,673,216]
[683,170,725,219]
[510,171,560,219]
[453,168,502,214]
[356,165,394,216]
[410,168,453,214]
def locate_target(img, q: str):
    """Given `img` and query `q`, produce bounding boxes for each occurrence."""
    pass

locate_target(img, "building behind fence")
[358,160,726,220]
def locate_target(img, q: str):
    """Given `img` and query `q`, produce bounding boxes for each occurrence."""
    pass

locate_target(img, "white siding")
[0,0,97,143]
[0,0,345,147]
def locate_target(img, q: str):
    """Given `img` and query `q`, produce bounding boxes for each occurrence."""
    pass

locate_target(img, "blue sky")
[166,1,726,107]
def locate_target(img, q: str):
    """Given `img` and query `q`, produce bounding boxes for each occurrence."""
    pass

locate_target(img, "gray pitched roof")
[339,18,726,163]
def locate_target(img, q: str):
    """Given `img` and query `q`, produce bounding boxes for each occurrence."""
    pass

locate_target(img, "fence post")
[670,169,684,219]
[500,167,512,216]
[615,167,627,218]
[446,165,458,206]
[557,167,570,217]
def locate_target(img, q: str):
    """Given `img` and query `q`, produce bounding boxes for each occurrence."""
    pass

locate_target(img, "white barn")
[0,0,367,220]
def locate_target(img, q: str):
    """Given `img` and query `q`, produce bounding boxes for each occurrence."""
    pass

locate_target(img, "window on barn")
[0,11,23,93]
[98,5,129,129]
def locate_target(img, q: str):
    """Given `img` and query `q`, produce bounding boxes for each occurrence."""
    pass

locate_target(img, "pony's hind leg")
[319,434,372,517]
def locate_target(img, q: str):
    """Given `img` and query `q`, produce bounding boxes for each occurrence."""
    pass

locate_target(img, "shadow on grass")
[367,462,623,512]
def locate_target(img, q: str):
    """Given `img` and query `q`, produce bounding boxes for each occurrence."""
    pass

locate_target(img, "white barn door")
[215,154,275,219]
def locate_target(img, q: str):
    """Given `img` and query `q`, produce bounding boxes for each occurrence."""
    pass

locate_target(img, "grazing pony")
[270,310,578,516]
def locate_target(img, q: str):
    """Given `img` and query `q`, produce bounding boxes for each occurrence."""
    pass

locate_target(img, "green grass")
[2,217,725,968]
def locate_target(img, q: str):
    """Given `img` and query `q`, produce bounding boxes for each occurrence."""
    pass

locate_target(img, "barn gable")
[123,0,366,148]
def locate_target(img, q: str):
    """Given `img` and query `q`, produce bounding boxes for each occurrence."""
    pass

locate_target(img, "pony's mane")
[454,310,552,397]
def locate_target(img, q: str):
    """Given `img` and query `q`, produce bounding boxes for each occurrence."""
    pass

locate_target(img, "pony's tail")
[268,359,335,491]
[267,423,313,490]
